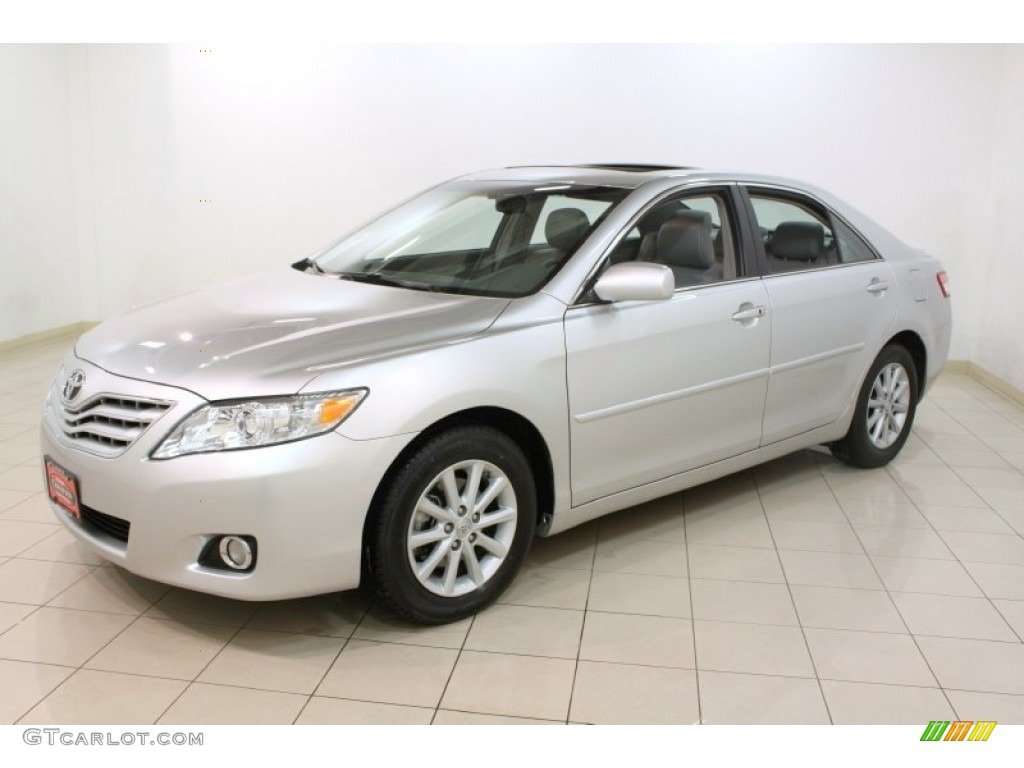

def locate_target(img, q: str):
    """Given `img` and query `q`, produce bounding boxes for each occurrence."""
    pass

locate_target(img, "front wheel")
[368,426,535,624]
[831,345,919,468]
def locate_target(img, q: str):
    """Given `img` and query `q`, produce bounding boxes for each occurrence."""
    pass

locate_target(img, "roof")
[457,164,703,189]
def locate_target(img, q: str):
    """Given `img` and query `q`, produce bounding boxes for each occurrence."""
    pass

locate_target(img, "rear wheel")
[369,426,535,624]
[831,345,918,468]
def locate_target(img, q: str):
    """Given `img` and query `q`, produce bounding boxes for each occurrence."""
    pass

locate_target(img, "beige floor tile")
[0,600,35,634]
[0,465,43,493]
[975,487,1024,512]
[598,494,685,543]
[570,661,698,724]
[0,488,34,514]
[525,524,597,570]
[86,617,237,679]
[497,565,591,610]
[993,599,1024,639]
[0,558,91,604]
[17,528,108,564]
[824,467,908,501]
[0,445,42,468]
[893,593,1017,641]
[920,506,1015,534]
[593,536,687,577]
[0,493,54,523]
[872,556,983,597]
[687,544,785,583]
[691,579,797,626]
[0,520,59,557]
[955,466,1024,489]
[936,448,1013,469]
[889,464,971,488]
[902,484,988,508]
[0,606,133,666]
[297,696,433,724]
[917,635,1024,695]
[962,562,1024,600]
[822,680,955,724]
[853,524,955,560]
[432,710,561,725]
[246,592,368,637]
[694,620,814,678]
[684,504,774,549]
[769,520,863,554]
[939,531,1024,566]
[47,566,170,615]
[466,604,583,658]
[144,588,259,626]
[762,498,848,524]
[791,585,906,633]
[197,629,344,694]
[353,608,471,649]
[580,612,694,668]
[945,690,1024,724]
[0,660,73,724]
[779,550,883,590]
[19,669,187,724]
[804,628,937,687]
[440,650,575,721]
[837,499,929,528]
[586,571,690,618]
[317,639,457,707]
[158,682,308,724]
[699,670,829,724]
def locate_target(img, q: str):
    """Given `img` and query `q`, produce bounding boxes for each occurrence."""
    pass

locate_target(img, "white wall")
[0,45,84,343]
[4,44,1022,389]
[975,45,1024,392]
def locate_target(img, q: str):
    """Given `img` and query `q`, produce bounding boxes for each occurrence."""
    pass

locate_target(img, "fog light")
[219,535,254,570]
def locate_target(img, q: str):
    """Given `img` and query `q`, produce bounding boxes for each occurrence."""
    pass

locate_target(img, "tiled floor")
[2,336,1024,725]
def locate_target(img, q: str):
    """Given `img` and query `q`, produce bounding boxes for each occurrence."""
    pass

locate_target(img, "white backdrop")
[2,44,1021,388]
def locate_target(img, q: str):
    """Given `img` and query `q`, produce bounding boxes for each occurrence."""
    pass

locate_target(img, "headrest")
[657,211,714,270]
[769,221,824,261]
[545,208,591,252]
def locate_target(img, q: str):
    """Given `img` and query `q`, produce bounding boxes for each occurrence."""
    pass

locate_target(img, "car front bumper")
[40,359,411,601]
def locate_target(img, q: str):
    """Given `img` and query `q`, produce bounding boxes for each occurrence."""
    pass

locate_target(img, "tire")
[830,344,919,469]
[368,425,535,624]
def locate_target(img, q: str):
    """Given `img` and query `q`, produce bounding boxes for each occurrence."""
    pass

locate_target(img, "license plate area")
[44,455,81,521]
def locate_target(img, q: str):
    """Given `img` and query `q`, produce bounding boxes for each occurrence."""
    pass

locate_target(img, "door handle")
[731,305,766,322]
[866,278,889,295]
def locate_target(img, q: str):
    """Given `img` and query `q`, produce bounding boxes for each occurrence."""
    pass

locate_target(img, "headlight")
[151,389,367,459]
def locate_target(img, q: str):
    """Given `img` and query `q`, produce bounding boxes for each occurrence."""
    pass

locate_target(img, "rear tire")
[368,426,535,624]
[830,345,918,469]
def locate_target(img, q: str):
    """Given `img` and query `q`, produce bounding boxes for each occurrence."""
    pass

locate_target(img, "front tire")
[831,344,918,468]
[368,426,535,624]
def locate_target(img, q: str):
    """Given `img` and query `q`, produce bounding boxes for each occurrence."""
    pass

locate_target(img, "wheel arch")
[885,329,928,400]
[360,406,556,568]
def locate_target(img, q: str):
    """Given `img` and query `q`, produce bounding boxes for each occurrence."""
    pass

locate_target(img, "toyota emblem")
[62,370,86,403]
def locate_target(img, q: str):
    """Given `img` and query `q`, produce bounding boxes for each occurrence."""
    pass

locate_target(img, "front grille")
[80,504,131,544]
[56,394,174,457]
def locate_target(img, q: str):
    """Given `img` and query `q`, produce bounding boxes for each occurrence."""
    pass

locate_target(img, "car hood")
[76,268,511,400]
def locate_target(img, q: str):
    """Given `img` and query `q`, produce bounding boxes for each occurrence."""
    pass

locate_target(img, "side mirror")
[593,262,675,303]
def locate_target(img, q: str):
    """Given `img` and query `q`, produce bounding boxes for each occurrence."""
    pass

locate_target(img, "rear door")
[740,186,897,445]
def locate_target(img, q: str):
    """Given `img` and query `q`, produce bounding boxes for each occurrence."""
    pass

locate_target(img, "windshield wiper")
[335,271,442,292]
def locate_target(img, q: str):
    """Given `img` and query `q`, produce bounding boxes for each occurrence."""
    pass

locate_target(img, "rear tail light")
[937,271,951,298]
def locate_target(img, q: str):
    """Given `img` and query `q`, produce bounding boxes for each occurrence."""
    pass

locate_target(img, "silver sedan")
[41,165,952,623]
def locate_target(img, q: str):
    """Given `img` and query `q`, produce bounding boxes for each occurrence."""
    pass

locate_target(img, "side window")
[833,217,878,264]
[607,192,738,289]
[748,193,836,274]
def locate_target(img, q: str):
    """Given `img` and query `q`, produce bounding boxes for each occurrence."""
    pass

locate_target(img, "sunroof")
[582,164,691,172]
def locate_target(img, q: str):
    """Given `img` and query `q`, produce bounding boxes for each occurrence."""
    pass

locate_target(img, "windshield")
[310,181,630,298]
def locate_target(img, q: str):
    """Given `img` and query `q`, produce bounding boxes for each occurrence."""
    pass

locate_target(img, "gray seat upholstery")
[640,211,721,287]
[545,208,591,254]
[767,221,825,272]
